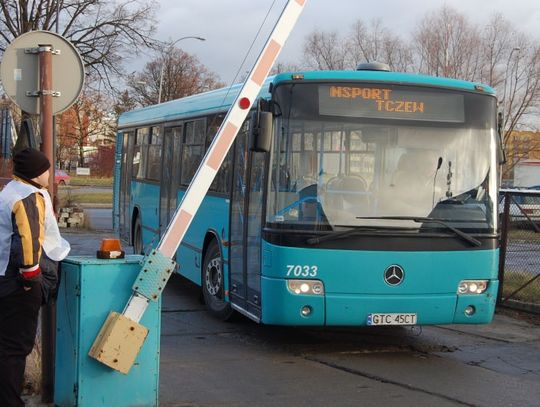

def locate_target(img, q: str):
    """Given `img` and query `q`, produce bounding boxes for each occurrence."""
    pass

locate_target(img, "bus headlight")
[287,280,325,296]
[457,280,488,295]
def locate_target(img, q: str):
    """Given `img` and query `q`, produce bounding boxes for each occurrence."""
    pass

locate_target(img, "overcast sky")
[145,0,540,84]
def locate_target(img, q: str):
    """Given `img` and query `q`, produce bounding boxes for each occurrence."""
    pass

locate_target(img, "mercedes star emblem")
[384,265,405,286]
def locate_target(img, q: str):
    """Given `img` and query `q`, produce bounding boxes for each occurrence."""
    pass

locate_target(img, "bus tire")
[133,217,143,254]
[202,240,233,320]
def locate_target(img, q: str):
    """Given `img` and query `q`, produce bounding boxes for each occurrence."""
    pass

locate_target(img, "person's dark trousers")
[0,280,42,407]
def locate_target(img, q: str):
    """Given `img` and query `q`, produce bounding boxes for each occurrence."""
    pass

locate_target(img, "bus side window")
[210,150,232,193]
[146,126,162,181]
[133,127,149,179]
[207,115,232,194]
[181,120,206,186]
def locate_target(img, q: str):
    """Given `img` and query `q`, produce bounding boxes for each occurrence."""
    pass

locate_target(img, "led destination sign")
[319,85,465,123]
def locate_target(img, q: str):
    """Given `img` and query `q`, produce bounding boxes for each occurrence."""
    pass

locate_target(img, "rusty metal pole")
[39,44,54,196]
[39,43,56,404]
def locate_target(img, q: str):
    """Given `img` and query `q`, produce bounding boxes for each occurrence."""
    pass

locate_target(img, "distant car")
[55,169,71,186]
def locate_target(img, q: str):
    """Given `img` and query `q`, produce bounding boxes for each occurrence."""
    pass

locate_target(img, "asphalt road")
[159,274,540,407]
[84,207,113,230]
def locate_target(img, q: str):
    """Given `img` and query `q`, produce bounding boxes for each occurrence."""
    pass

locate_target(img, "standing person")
[0,148,70,407]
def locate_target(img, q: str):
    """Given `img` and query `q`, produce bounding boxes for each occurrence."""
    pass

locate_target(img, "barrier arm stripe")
[122,0,307,322]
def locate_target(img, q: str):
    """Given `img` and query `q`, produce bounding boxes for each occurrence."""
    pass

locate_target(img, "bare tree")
[501,38,540,143]
[479,14,513,88]
[57,90,115,167]
[302,19,414,73]
[113,90,138,116]
[414,6,483,80]
[270,61,304,75]
[381,32,414,73]
[0,0,157,91]
[348,19,413,72]
[127,47,224,106]
[302,30,348,70]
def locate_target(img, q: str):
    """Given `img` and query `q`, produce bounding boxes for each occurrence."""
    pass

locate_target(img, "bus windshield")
[267,82,498,233]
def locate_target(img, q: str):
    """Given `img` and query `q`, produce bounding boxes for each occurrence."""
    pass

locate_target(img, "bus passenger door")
[159,125,183,236]
[230,123,267,319]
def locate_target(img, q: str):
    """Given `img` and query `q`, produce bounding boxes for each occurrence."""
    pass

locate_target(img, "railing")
[498,188,540,314]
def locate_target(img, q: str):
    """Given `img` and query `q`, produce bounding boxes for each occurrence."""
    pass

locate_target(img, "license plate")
[367,313,417,326]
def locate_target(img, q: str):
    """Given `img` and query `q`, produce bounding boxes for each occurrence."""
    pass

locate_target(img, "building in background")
[503,130,540,186]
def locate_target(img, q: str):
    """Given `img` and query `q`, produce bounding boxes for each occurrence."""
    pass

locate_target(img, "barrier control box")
[55,256,160,406]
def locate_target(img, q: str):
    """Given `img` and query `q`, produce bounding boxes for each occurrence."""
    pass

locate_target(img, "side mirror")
[249,111,272,153]
[497,111,506,165]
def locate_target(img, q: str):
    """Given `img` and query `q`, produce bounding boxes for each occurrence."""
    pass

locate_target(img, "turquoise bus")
[114,64,501,326]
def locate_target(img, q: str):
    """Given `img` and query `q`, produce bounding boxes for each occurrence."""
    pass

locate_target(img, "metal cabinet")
[55,256,160,406]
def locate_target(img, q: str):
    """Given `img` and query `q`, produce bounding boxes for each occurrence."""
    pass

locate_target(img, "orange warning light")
[97,238,125,259]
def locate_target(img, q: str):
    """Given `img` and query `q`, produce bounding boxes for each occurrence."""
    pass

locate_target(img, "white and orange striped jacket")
[0,177,70,297]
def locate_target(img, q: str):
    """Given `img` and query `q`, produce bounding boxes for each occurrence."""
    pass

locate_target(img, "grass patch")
[60,192,112,205]
[69,176,113,187]
[502,271,540,304]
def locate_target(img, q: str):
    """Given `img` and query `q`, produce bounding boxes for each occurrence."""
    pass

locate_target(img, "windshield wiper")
[356,216,482,247]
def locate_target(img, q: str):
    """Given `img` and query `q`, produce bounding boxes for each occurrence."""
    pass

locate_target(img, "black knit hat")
[13,148,51,180]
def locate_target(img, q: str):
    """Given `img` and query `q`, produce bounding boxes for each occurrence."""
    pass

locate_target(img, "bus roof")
[118,79,271,129]
[118,70,495,129]
[273,70,496,94]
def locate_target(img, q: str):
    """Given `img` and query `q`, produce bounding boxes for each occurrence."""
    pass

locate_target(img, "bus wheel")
[202,240,233,320]
[133,217,143,254]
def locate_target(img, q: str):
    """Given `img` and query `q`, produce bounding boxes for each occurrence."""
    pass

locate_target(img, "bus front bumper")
[261,277,498,326]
